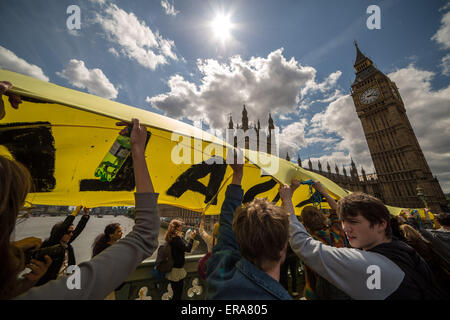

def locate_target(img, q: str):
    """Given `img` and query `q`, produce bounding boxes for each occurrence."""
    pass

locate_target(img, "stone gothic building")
[221,44,448,213]
[159,43,448,222]
[349,43,447,212]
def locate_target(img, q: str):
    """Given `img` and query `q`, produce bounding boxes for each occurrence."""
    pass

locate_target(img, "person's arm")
[289,215,405,299]
[70,207,90,244]
[14,118,160,300]
[199,216,213,251]
[280,180,405,300]
[127,118,154,193]
[288,210,405,300]
[313,181,338,211]
[175,234,195,253]
[212,161,244,254]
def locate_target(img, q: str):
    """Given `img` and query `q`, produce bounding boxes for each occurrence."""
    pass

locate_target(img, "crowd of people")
[1,82,449,300]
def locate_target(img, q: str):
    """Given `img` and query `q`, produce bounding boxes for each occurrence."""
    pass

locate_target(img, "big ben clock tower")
[350,42,447,212]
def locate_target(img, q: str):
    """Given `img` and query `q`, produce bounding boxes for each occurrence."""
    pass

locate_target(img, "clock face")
[360,87,380,104]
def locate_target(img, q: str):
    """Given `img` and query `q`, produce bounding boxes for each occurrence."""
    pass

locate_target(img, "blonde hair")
[399,224,429,244]
[0,155,33,299]
[399,224,433,262]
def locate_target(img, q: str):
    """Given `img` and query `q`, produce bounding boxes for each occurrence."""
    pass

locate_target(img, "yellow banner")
[0,69,416,215]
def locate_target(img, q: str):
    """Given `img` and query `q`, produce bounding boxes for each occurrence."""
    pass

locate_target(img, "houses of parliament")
[160,43,448,225]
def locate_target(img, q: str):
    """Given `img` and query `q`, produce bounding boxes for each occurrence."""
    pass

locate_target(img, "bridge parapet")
[115,254,207,300]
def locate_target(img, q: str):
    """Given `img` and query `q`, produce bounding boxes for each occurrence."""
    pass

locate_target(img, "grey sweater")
[15,193,160,300]
[289,214,405,300]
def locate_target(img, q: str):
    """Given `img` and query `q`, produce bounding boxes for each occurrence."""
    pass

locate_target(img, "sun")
[211,14,233,41]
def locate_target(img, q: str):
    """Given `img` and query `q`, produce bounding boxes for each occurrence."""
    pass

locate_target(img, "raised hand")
[279,180,301,216]
[313,180,326,195]
[230,148,244,186]
[116,118,150,154]
[0,81,22,120]
[279,180,301,204]
[116,118,153,193]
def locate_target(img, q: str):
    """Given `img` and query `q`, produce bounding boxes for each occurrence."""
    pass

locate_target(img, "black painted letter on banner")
[166,156,227,205]
[0,122,56,192]
[243,178,280,204]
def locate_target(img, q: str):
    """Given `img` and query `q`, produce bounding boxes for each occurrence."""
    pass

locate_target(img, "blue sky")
[1,0,449,192]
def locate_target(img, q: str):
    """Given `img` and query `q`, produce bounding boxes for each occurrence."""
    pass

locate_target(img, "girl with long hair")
[92,223,123,257]
[0,155,51,299]
[164,219,196,300]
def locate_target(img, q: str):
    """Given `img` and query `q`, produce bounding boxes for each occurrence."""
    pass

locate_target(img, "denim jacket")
[206,184,292,300]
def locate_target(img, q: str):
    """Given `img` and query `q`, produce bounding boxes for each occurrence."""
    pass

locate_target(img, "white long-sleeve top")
[289,213,404,300]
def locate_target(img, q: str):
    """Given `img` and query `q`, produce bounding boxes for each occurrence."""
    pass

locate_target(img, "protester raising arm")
[70,207,90,244]
[284,181,405,300]
[212,159,244,254]
[198,214,213,252]
[15,118,160,299]
[121,118,154,193]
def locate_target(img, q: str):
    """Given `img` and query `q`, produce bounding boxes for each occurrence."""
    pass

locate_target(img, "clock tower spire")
[350,43,447,212]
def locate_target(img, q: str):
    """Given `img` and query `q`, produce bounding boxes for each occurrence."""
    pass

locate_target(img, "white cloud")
[96,4,177,70]
[146,48,340,130]
[432,10,450,49]
[56,59,118,99]
[161,0,179,16]
[279,114,293,121]
[302,70,342,96]
[310,94,374,173]
[0,46,49,81]
[309,89,345,104]
[441,53,450,76]
[89,0,106,5]
[67,29,81,37]
[278,120,308,159]
[108,47,119,57]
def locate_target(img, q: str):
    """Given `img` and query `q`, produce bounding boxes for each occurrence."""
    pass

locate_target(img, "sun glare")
[211,14,232,41]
